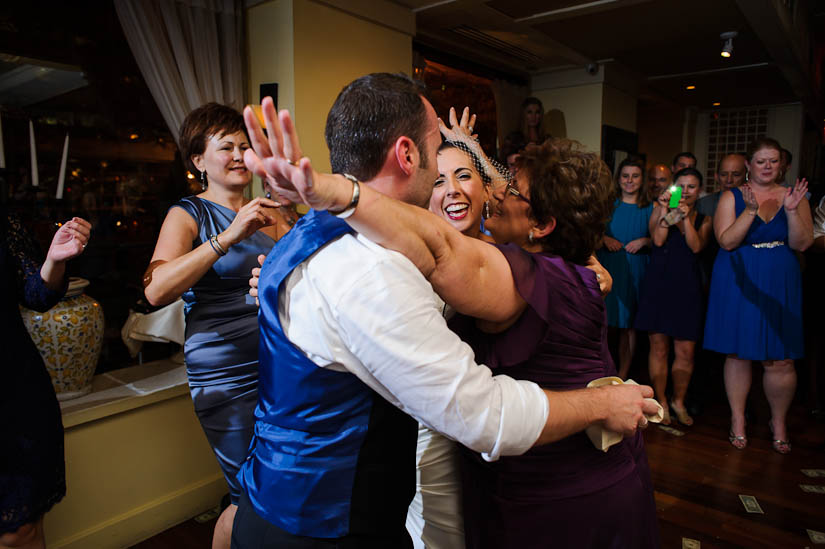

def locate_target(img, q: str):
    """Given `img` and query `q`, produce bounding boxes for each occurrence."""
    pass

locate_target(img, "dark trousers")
[231,492,413,549]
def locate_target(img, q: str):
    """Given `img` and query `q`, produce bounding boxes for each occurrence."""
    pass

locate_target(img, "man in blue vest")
[232,73,658,548]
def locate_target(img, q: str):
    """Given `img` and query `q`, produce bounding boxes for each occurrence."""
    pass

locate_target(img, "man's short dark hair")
[672,151,697,168]
[325,73,429,182]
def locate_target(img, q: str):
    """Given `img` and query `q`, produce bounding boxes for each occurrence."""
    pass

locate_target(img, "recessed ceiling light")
[686,85,696,90]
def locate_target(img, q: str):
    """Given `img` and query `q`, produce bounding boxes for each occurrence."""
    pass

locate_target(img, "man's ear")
[532,217,556,239]
[394,136,417,176]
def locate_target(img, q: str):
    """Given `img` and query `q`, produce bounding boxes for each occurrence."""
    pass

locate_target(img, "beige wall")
[293,1,412,173]
[637,100,684,169]
[532,84,603,154]
[246,0,413,181]
[602,84,637,133]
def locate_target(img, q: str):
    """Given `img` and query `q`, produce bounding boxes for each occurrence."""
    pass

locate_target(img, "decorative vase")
[20,277,104,400]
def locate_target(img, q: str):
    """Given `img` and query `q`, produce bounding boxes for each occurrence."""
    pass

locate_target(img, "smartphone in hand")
[668,185,682,209]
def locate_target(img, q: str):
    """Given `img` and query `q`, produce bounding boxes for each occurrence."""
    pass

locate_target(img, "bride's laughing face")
[430,146,490,238]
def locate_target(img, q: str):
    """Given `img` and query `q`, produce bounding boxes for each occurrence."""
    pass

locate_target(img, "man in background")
[647,163,672,202]
[696,153,746,219]
[672,151,697,174]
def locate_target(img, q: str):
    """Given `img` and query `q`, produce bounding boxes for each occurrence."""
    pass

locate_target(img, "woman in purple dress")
[449,141,659,549]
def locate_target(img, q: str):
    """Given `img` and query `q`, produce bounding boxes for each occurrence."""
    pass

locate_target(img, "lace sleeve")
[6,214,66,312]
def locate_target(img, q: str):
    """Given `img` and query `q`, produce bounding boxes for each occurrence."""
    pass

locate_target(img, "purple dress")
[450,244,659,549]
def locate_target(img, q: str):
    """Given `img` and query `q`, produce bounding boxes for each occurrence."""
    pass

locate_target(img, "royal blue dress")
[635,213,706,341]
[1,209,66,534]
[703,188,804,360]
[173,197,275,504]
[597,200,654,328]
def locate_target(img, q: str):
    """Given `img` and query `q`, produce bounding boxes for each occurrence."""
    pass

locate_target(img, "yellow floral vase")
[20,277,104,400]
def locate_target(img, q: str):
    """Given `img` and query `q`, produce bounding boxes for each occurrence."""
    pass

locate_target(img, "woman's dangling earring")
[483,200,491,220]
[528,230,534,244]
[200,170,207,191]
[265,191,272,199]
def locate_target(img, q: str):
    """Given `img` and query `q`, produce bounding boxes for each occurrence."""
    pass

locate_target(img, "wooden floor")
[133,397,825,548]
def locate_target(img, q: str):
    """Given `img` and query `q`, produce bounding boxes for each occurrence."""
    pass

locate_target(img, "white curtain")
[114,0,245,146]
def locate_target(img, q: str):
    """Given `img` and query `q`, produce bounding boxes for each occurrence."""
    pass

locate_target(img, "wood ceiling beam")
[512,0,654,24]
[429,0,594,67]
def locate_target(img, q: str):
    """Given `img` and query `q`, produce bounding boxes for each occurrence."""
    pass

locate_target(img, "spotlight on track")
[720,31,737,58]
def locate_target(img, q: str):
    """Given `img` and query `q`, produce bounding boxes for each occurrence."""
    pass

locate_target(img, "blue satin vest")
[239,210,417,538]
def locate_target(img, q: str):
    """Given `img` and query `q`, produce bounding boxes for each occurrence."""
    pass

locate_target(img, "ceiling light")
[686,85,696,90]
[712,102,721,107]
[720,31,737,58]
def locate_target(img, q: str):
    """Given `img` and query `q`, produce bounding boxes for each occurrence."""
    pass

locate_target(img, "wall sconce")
[720,31,737,58]
[250,105,266,128]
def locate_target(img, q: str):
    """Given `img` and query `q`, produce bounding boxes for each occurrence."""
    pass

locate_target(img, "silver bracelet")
[333,174,360,219]
[209,234,228,256]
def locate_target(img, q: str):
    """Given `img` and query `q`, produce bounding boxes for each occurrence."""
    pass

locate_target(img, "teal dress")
[597,200,653,328]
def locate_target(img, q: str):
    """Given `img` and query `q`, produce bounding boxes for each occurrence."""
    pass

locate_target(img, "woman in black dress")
[635,168,712,426]
[1,208,90,548]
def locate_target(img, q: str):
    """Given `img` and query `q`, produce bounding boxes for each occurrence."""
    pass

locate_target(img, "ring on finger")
[286,158,296,166]
[639,417,649,429]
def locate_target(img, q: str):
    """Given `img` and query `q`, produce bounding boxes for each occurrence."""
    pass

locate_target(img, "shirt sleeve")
[321,245,548,461]
[814,196,825,239]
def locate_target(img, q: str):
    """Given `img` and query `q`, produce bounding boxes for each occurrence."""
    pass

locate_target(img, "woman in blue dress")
[143,103,292,548]
[1,212,90,549]
[635,168,713,426]
[597,157,653,379]
[704,138,812,454]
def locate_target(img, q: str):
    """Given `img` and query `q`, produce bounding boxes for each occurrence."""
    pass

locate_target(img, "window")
[705,107,766,192]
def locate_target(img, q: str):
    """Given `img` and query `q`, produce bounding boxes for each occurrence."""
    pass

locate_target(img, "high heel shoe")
[728,430,747,450]
[670,401,694,426]
[769,421,791,455]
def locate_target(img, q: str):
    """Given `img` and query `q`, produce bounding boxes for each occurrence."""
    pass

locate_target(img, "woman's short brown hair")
[515,139,616,265]
[179,103,247,173]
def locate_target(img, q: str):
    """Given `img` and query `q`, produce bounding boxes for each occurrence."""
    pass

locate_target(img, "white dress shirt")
[278,232,547,461]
